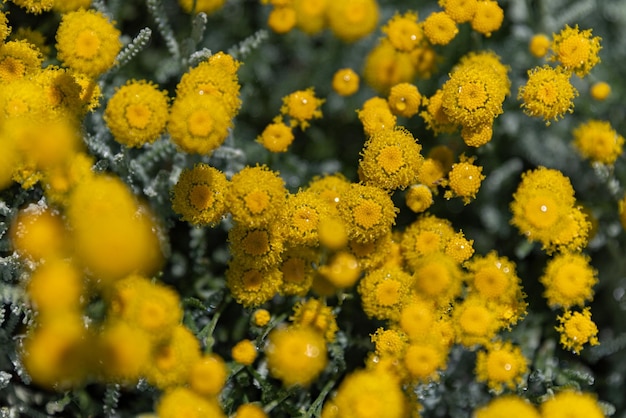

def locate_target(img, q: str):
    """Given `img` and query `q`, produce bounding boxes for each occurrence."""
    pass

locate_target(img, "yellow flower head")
[400,214,455,268]
[358,266,412,320]
[444,155,484,204]
[403,340,448,383]
[550,25,602,77]
[105,79,170,147]
[157,387,225,418]
[411,252,464,307]
[257,119,295,152]
[332,68,360,96]
[444,230,475,263]
[307,173,352,213]
[234,404,268,418]
[382,11,423,52]
[282,189,331,246]
[52,0,93,13]
[529,33,551,58]
[252,309,272,327]
[267,6,297,34]
[519,65,578,124]
[145,325,201,389]
[387,82,421,118]
[572,119,624,166]
[475,340,528,393]
[397,297,438,341]
[474,395,540,418]
[226,261,282,307]
[31,66,85,117]
[280,87,324,130]
[189,354,228,397]
[0,11,10,42]
[279,246,317,295]
[405,183,433,213]
[440,0,478,23]
[179,0,227,14]
[318,216,349,250]
[420,89,457,135]
[318,250,361,289]
[465,251,520,303]
[291,298,338,342]
[229,223,284,269]
[266,326,328,387]
[470,0,504,37]
[27,259,84,314]
[228,165,287,227]
[55,9,122,77]
[168,93,232,155]
[359,127,424,190]
[326,0,379,43]
[363,39,416,95]
[590,81,610,101]
[10,206,69,262]
[370,327,408,358]
[423,11,458,46]
[97,320,151,384]
[171,163,230,226]
[0,40,43,83]
[461,122,493,147]
[540,252,597,309]
[357,96,397,136]
[348,232,393,272]
[540,390,605,418]
[337,183,398,243]
[11,27,50,57]
[232,339,258,365]
[10,0,54,14]
[556,308,599,354]
[293,0,328,35]
[453,296,501,347]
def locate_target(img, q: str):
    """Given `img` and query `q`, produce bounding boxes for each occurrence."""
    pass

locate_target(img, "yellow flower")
[541,252,597,309]
[279,245,318,296]
[387,82,421,118]
[52,0,93,13]
[348,232,393,272]
[234,404,268,418]
[178,0,227,14]
[529,33,551,58]
[171,163,230,226]
[358,266,412,320]
[382,11,423,52]
[410,43,439,79]
[157,387,225,418]
[470,0,504,37]
[337,183,398,243]
[291,298,338,342]
[440,0,478,23]
[411,252,463,307]
[27,259,84,313]
[55,9,122,77]
[0,40,43,83]
[404,340,448,383]
[420,89,457,135]
[474,395,540,418]
[397,297,438,341]
[232,339,258,365]
[550,25,601,77]
[363,39,416,95]
[293,0,328,35]
[257,118,295,152]
[332,68,360,96]
[168,93,232,155]
[266,326,327,387]
[423,11,458,46]
[10,0,54,14]
[0,11,10,42]
[318,216,348,250]
[97,320,151,384]
[322,369,405,418]
[226,261,282,307]
[280,87,324,130]
[453,296,501,347]
[444,231,475,263]
[31,66,85,116]
[188,354,228,397]
[307,172,352,214]
[318,250,361,288]
[267,6,297,34]
[11,27,50,57]
[461,122,493,147]
[444,155,484,204]
[572,119,624,165]
[252,309,272,327]
[555,308,599,354]
[10,207,69,262]
[145,325,201,389]
[370,327,408,357]
[400,214,455,268]
[228,223,284,269]
[519,65,578,124]
[405,184,433,213]
[104,79,170,148]
[540,390,605,418]
[326,0,379,43]
[228,165,287,227]
[357,96,397,136]
[590,81,610,101]
[475,340,528,393]
[359,127,424,191]
[465,251,520,303]
[282,189,331,246]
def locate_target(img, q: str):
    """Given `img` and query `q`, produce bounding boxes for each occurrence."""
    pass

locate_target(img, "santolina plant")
[1,0,626,417]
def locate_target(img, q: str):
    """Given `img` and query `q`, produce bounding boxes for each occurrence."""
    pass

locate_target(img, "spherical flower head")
[228,165,287,227]
[27,259,84,313]
[252,309,272,327]
[337,183,398,243]
[0,12,10,42]
[474,395,540,418]
[359,127,424,191]
[387,82,421,117]
[267,6,297,34]
[146,325,201,389]
[171,163,230,226]
[332,68,360,96]
[189,354,227,397]
[398,298,437,341]
[420,89,457,135]
[370,327,408,357]
[382,11,423,52]
[444,231,475,263]
[572,119,624,166]
[323,369,405,418]
[363,39,416,95]
[31,66,85,116]
[318,216,349,250]
[226,261,282,307]
[179,0,227,14]
[293,0,328,35]
[279,246,318,296]
[475,341,528,393]
[266,326,327,387]
[228,223,284,269]
[257,118,295,152]
[440,0,478,23]
[423,11,458,46]
[318,251,361,288]
[518,65,578,124]
[280,87,324,130]
[358,266,412,320]
[453,296,501,348]
[404,340,448,383]
[541,252,597,309]
[326,0,379,43]
[461,122,493,147]
[470,0,504,37]
[104,79,170,148]
[97,320,151,384]
[10,206,69,262]
[556,308,599,354]
[465,251,520,302]
[0,40,43,83]
[529,33,551,58]
[232,339,258,365]
[291,298,338,342]
[307,173,352,214]
[168,93,232,155]
[400,214,455,266]
[540,390,605,418]
[444,155,484,204]
[590,81,610,101]
[405,184,433,213]
[55,9,122,77]
[234,404,268,418]
[282,189,331,246]
[550,25,602,77]
[412,252,464,308]
[157,387,225,418]
[10,0,54,14]
[357,96,397,136]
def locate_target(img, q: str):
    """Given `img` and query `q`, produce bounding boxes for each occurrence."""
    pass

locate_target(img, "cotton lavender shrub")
[1,0,626,417]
